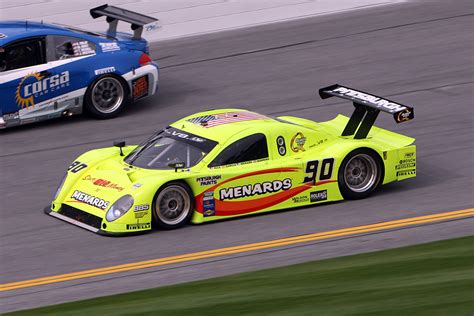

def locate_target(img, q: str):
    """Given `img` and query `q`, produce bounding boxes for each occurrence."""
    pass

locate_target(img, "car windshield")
[124,127,218,170]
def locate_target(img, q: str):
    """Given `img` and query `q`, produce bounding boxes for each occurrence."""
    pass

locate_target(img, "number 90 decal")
[304,158,334,183]
[68,161,88,173]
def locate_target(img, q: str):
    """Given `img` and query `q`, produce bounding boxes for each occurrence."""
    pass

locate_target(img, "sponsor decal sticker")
[132,75,149,100]
[397,169,416,177]
[163,128,206,143]
[292,195,309,203]
[3,112,19,121]
[395,163,416,170]
[210,158,268,169]
[71,41,95,56]
[310,190,327,203]
[70,190,109,210]
[290,132,306,152]
[133,211,148,218]
[132,183,143,189]
[16,71,70,109]
[127,223,151,230]
[187,111,269,128]
[309,138,328,149]
[134,204,150,212]
[134,211,148,219]
[0,33,7,39]
[82,175,124,192]
[144,21,161,32]
[94,66,116,75]
[332,86,407,113]
[219,179,292,201]
[396,152,416,170]
[203,191,215,217]
[396,109,413,122]
[99,42,120,52]
[196,175,222,186]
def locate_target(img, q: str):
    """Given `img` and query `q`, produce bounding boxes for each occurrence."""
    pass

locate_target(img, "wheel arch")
[339,146,385,187]
[84,73,130,105]
[150,179,195,229]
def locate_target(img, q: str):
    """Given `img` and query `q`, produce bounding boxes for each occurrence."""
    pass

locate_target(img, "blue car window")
[0,37,46,72]
[47,36,96,61]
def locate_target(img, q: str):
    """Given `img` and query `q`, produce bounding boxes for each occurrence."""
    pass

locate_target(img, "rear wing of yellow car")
[90,4,160,39]
[319,84,414,139]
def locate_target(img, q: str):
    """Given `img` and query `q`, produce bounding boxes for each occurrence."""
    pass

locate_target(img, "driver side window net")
[209,133,268,167]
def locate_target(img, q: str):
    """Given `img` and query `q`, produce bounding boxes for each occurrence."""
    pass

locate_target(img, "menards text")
[71,190,109,210]
[219,179,292,200]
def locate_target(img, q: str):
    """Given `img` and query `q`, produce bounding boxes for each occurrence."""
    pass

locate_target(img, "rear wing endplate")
[90,4,160,39]
[319,84,414,139]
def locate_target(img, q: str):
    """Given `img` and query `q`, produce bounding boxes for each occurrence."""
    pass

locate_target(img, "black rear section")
[59,204,102,229]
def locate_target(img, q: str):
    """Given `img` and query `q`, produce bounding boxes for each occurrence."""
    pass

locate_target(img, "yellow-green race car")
[45,85,416,235]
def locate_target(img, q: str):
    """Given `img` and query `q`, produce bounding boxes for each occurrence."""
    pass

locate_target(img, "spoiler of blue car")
[319,84,414,139]
[90,4,159,39]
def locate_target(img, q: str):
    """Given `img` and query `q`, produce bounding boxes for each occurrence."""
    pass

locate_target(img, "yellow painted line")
[1,208,473,292]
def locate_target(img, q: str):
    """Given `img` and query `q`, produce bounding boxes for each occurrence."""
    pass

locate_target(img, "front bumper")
[44,206,150,237]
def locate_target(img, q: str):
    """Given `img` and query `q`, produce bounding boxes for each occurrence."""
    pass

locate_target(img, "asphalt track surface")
[1,0,474,312]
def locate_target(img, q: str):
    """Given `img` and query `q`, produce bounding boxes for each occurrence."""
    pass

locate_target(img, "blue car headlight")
[106,195,134,222]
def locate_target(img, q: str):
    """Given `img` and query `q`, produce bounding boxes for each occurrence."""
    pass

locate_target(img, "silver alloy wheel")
[91,77,124,114]
[155,185,191,226]
[344,153,378,193]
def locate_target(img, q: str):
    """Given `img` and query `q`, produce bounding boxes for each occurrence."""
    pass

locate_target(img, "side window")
[0,38,46,72]
[209,133,269,167]
[47,36,95,61]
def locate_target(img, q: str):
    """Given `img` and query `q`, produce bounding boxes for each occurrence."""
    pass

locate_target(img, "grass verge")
[6,236,474,316]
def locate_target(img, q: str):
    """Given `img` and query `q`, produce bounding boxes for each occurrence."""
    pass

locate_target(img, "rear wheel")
[338,149,383,199]
[84,75,128,119]
[152,182,194,229]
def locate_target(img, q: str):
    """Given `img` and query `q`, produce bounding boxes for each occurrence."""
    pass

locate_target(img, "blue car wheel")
[85,75,128,119]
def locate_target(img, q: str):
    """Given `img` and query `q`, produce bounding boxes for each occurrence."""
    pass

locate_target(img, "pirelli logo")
[126,223,151,230]
[397,170,416,177]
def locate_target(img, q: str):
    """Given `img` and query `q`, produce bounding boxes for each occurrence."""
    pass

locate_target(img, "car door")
[0,37,48,121]
[193,132,297,218]
[279,128,336,206]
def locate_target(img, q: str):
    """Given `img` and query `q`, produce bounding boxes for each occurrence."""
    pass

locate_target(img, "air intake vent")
[60,205,102,229]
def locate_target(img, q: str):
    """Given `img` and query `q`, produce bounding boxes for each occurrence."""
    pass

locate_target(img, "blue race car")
[0,4,160,128]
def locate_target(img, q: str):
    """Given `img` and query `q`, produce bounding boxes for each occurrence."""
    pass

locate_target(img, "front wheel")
[84,75,128,119]
[338,149,383,200]
[152,182,194,230]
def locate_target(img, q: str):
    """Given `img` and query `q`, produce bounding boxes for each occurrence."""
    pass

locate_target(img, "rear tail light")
[139,53,152,66]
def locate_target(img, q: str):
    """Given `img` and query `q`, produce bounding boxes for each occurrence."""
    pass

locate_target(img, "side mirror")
[168,162,185,172]
[114,140,126,156]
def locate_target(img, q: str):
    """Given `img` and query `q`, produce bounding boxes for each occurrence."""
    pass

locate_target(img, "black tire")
[152,181,194,230]
[338,148,384,200]
[84,75,128,119]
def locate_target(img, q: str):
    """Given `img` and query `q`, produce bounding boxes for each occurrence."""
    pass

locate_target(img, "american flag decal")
[188,111,269,128]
